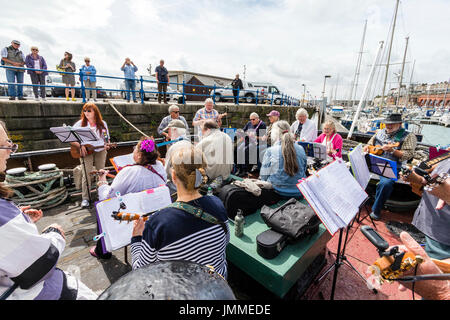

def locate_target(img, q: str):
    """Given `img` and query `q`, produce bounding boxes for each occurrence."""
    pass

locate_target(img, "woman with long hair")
[71,102,110,208]
[131,145,229,278]
[0,121,97,300]
[58,51,76,101]
[260,120,307,198]
[314,120,343,159]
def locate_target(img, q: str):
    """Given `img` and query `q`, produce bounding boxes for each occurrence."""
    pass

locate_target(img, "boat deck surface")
[35,199,419,300]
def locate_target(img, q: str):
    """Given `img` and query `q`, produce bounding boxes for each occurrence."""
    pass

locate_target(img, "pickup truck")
[213,80,261,103]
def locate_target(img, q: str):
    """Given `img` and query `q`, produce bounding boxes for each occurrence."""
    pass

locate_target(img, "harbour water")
[420,124,450,147]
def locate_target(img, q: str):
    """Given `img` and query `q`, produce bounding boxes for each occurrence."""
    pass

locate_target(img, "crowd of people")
[0,65,448,299]
[1,40,172,104]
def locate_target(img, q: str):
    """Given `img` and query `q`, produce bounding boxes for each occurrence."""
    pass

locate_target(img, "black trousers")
[158,82,168,103]
[232,89,239,104]
[30,73,46,98]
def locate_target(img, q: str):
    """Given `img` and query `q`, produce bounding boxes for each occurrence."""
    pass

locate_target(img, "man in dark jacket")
[155,59,169,104]
[231,74,243,105]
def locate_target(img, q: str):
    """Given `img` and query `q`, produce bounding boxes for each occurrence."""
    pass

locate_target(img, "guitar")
[367,142,400,156]
[401,152,450,196]
[90,170,116,179]
[70,142,117,159]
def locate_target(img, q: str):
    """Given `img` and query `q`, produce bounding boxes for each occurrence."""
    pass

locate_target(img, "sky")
[1,0,449,100]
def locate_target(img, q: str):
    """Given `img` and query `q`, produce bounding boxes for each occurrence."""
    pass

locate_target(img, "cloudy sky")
[1,0,449,100]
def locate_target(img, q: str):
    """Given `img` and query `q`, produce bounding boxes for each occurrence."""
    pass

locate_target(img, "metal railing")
[0,65,300,106]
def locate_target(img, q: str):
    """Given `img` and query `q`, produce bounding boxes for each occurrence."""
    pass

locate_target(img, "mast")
[348,41,384,139]
[396,36,409,110]
[404,59,415,109]
[348,20,367,109]
[334,73,340,105]
[378,0,400,115]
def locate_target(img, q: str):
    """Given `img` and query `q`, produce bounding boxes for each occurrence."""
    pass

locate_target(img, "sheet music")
[297,160,368,236]
[50,126,98,143]
[348,144,371,189]
[110,153,135,171]
[96,185,172,252]
[367,154,398,181]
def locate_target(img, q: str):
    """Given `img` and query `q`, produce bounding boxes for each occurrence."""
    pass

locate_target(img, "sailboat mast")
[405,59,415,109]
[348,20,367,109]
[396,36,409,110]
[378,0,400,115]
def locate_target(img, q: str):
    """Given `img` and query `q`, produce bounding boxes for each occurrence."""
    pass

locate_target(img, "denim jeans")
[125,79,136,101]
[372,176,395,215]
[6,69,24,97]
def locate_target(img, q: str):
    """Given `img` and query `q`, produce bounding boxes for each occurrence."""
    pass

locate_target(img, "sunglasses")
[172,111,179,113]
[250,118,257,121]
[83,109,92,113]
[0,140,18,154]
[85,60,90,62]
[32,49,38,51]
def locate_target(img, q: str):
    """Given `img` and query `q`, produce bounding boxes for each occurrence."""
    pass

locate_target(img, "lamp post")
[301,84,306,107]
[319,75,331,125]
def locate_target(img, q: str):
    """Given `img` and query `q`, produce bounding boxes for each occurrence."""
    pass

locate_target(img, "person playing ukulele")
[363,113,417,220]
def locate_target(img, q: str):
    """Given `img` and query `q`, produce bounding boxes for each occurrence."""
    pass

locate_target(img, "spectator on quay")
[155,59,169,104]
[1,40,26,101]
[58,52,76,101]
[25,46,48,101]
[235,112,267,176]
[196,120,233,181]
[314,120,343,160]
[80,57,97,101]
[260,120,307,198]
[290,108,317,142]
[231,74,243,105]
[157,104,189,139]
[121,57,138,103]
[192,98,227,139]
[131,145,230,278]
[0,120,97,300]
[261,110,280,147]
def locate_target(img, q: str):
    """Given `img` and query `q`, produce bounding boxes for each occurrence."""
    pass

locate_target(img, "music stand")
[50,126,99,206]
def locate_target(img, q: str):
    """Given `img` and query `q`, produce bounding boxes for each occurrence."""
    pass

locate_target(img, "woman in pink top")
[314,120,343,159]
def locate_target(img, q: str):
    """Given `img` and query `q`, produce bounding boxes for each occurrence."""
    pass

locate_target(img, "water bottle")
[207,187,213,196]
[234,209,245,237]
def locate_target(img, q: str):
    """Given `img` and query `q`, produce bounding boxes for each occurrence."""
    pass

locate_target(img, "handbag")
[260,198,320,241]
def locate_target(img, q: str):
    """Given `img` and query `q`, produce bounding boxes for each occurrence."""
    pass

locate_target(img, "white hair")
[271,120,293,144]
[296,108,308,119]
[168,104,179,113]
[204,98,214,105]
[250,112,259,119]
[171,127,187,138]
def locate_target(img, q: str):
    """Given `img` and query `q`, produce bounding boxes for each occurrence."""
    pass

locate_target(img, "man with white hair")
[196,120,233,180]
[1,40,26,100]
[290,108,317,142]
[157,104,189,139]
[192,98,227,139]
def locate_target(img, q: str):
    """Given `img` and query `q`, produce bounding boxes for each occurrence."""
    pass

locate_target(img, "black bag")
[260,198,321,241]
[256,229,288,259]
[217,184,281,219]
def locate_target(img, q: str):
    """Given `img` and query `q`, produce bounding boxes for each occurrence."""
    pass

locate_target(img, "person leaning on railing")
[155,59,169,104]
[121,57,138,103]
[79,57,97,102]
[25,46,48,101]
[1,40,26,101]
[58,51,76,101]
[0,120,97,300]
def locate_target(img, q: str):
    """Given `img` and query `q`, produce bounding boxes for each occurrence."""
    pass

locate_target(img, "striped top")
[130,195,230,278]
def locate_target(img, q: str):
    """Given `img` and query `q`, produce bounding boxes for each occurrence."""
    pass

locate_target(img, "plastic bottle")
[207,187,213,196]
[234,209,245,237]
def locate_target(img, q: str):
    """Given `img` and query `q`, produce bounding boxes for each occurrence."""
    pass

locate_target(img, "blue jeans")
[6,69,24,97]
[125,79,136,101]
[372,176,395,215]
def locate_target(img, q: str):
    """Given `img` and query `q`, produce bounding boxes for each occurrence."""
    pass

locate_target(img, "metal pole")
[320,75,331,126]
[80,72,86,103]
[140,76,144,104]
[237,86,240,105]
[404,59,415,109]
[348,41,384,139]
[349,20,367,110]
[256,89,259,106]
[182,80,186,105]
[301,84,306,107]
[379,0,400,115]
[396,36,409,109]
[213,84,216,105]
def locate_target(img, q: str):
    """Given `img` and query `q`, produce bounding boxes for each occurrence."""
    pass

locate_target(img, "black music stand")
[50,126,99,207]
[314,199,378,300]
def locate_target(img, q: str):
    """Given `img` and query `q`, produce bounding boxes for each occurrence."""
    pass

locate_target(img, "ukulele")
[401,152,450,196]
[70,142,117,159]
[367,142,400,156]
[90,170,116,179]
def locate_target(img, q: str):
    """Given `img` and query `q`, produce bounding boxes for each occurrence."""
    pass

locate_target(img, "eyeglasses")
[250,118,257,121]
[32,49,38,51]
[172,111,179,113]
[83,109,92,113]
[85,60,90,62]
[0,140,18,154]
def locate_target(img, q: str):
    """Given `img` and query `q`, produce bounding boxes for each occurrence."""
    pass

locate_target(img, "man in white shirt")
[290,108,317,142]
[196,120,233,180]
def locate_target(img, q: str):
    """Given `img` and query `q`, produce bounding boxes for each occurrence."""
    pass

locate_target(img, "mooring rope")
[106,101,149,136]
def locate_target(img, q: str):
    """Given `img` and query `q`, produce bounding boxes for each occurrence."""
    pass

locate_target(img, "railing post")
[271,92,274,106]
[182,80,186,105]
[213,84,216,105]
[237,87,240,105]
[256,89,259,106]
[80,72,86,103]
[140,76,144,104]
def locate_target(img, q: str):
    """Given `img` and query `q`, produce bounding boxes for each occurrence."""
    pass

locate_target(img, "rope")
[5,168,68,209]
[106,101,149,136]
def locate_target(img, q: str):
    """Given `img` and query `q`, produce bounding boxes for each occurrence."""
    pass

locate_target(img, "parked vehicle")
[251,82,284,105]
[120,76,182,103]
[46,75,81,97]
[213,81,259,103]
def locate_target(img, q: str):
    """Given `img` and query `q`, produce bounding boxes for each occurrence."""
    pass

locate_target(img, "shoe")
[18,97,26,100]
[35,97,40,101]
[133,100,138,103]
[72,97,76,101]
[89,246,112,260]
[9,97,15,100]
[369,212,381,221]
[81,200,90,208]
[93,99,97,102]
[127,100,130,103]
[66,97,70,101]
[41,97,46,101]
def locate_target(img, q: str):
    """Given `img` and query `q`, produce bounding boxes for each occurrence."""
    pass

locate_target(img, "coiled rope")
[5,167,68,209]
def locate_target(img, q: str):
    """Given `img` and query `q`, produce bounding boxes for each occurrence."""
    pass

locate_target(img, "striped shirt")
[130,195,229,278]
